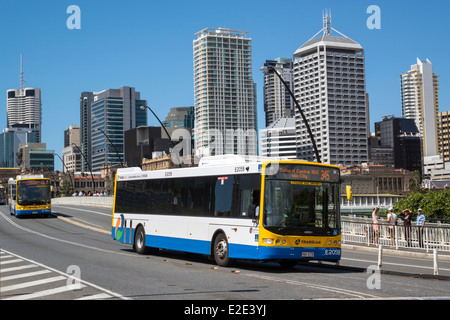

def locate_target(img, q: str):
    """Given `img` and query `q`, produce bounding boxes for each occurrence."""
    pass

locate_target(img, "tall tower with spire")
[6,54,42,142]
[292,11,369,166]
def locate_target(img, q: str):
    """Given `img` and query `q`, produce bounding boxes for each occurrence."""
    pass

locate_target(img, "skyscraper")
[193,28,257,157]
[6,55,42,142]
[80,87,147,172]
[260,58,294,127]
[292,13,369,165]
[401,58,440,157]
[439,111,450,162]
[374,116,422,172]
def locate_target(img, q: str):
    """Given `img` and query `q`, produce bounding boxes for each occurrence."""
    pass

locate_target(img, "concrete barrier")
[52,196,114,208]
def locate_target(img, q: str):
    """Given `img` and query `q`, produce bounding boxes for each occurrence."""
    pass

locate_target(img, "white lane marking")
[76,293,112,300]
[3,284,88,300]
[53,205,111,217]
[1,265,38,273]
[243,273,380,299]
[1,269,52,281]
[0,276,67,293]
[0,249,130,300]
[1,259,23,265]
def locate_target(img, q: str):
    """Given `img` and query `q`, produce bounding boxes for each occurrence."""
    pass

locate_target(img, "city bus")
[8,175,52,217]
[0,185,6,205]
[112,156,341,267]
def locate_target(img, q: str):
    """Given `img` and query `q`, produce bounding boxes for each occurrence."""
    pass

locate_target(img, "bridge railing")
[342,217,450,252]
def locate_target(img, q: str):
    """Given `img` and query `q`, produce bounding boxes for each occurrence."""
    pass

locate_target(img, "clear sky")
[1,0,449,171]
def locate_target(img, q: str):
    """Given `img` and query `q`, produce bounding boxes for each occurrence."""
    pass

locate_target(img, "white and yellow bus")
[112,156,341,267]
[8,175,52,217]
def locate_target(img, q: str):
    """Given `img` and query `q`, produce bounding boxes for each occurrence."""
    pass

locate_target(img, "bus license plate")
[302,252,314,258]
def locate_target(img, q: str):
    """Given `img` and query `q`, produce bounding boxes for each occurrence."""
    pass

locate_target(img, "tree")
[394,189,450,220]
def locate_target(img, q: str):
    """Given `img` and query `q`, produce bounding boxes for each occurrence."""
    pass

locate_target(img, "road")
[0,204,449,305]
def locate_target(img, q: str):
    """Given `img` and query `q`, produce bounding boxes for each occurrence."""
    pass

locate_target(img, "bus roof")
[9,174,45,182]
[116,155,339,182]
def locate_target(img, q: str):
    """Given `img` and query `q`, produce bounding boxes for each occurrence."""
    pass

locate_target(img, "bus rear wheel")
[213,233,233,267]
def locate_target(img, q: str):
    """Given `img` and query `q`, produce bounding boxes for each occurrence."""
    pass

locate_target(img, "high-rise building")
[6,55,42,142]
[260,58,294,127]
[80,87,147,172]
[163,106,194,129]
[62,126,81,173]
[439,110,450,162]
[401,58,440,157]
[17,143,55,172]
[193,28,257,157]
[0,127,39,167]
[260,117,296,159]
[292,13,369,165]
[373,116,422,172]
[64,126,81,148]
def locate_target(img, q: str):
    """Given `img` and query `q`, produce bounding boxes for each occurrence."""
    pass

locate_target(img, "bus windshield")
[17,180,51,206]
[263,164,340,236]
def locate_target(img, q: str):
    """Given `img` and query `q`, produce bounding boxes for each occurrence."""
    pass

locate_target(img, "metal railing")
[342,217,450,253]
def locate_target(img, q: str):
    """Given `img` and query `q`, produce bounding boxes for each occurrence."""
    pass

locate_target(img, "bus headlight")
[263,238,274,244]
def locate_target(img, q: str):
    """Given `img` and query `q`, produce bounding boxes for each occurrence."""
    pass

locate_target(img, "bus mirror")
[346,185,353,201]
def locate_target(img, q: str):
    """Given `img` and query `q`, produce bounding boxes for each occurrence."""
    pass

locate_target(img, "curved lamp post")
[53,152,74,194]
[95,128,124,168]
[140,105,175,150]
[268,66,321,163]
[71,143,96,194]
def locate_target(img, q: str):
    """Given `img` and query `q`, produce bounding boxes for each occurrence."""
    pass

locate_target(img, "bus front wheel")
[213,233,233,267]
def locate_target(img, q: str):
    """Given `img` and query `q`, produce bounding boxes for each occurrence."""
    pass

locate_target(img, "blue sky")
[1,0,449,171]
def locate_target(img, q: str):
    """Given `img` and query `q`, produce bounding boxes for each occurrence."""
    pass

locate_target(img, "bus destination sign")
[267,164,340,183]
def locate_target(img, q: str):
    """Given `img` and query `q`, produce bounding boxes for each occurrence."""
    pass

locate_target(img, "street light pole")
[95,128,124,168]
[72,143,96,194]
[53,152,74,194]
[268,66,321,163]
[140,105,175,150]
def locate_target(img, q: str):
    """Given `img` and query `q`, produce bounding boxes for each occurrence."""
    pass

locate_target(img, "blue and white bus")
[112,156,342,267]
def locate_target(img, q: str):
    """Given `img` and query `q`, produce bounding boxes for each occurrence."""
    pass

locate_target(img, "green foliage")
[393,189,450,219]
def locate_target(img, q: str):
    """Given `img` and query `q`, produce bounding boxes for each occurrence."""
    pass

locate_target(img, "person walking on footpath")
[401,209,413,247]
[372,206,380,246]
[416,208,426,248]
[387,207,397,248]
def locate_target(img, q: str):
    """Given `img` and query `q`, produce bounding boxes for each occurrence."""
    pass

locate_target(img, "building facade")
[373,116,422,172]
[163,107,195,129]
[292,15,369,166]
[401,58,440,157]
[260,117,296,159]
[80,87,147,172]
[0,127,39,167]
[260,58,294,127]
[7,88,42,143]
[439,110,450,162]
[193,28,257,157]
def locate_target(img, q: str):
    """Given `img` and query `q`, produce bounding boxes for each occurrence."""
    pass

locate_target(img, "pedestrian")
[401,209,413,247]
[372,206,380,246]
[416,208,426,248]
[387,207,397,248]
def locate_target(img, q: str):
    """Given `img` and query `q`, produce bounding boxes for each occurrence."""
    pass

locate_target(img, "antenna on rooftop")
[20,54,28,89]
[20,54,24,89]
[323,9,332,36]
